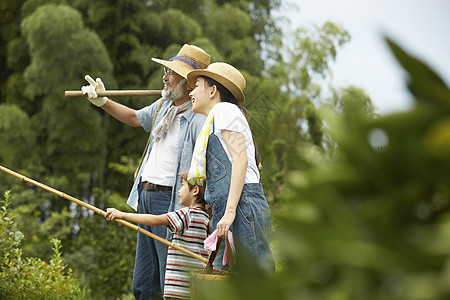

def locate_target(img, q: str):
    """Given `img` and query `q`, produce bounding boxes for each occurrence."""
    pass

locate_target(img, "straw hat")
[187,62,246,104]
[151,44,210,79]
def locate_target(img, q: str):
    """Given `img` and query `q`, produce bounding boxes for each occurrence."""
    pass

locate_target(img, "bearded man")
[82,44,209,300]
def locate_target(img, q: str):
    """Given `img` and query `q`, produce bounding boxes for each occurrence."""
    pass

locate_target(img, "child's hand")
[105,208,123,221]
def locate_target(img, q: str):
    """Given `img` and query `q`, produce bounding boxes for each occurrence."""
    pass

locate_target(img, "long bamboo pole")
[0,165,208,264]
[64,90,161,98]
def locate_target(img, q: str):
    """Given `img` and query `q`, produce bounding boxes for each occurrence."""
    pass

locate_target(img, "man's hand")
[81,75,108,107]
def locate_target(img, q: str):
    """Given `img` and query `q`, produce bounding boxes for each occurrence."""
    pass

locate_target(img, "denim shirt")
[126,98,206,212]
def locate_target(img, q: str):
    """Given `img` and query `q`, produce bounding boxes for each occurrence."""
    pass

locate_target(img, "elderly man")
[82,44,209,299]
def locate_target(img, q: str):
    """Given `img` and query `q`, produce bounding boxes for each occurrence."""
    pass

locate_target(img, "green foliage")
[20,0,67,18]
[250,20,353,205]
[108,156,139,176]
[6,37,29,73]
[0,191,83,299]
[161,9,202,44]
[287,22,350,93]
[0,0,367,298]
[65,188,136,299]
[0,0,26,101]
[195,40,450,300]
[330,85,375,116]
[19,4,113,200]
[206,4,261,73]
[21,4,113,97]
[72,0,159,87]
[205,4,252,44]
[0,104,36,168]
[0,191,24,263]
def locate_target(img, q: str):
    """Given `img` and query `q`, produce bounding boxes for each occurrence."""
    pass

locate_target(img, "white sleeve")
[213,103,248,136]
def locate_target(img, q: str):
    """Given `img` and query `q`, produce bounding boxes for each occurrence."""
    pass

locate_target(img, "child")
[105,173,210,299]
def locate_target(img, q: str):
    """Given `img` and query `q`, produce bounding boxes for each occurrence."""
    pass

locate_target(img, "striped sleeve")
[165,207,190,234]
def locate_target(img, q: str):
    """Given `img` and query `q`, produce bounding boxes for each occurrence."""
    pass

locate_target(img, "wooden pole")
[0,165,208,264]
[65,90,162,98]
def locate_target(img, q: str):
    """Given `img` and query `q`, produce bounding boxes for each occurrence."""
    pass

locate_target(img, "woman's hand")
[105,208,123,221]
[216,209,236,237]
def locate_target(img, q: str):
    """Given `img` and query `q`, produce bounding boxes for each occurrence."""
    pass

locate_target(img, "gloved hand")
[81,75,108,107]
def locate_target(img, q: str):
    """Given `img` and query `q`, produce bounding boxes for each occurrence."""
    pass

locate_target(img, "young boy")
[105,173,210,299]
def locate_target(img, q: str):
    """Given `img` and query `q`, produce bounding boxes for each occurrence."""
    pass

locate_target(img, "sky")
[281,0,450,114]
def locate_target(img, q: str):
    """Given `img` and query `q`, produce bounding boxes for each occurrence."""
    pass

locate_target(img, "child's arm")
[105,208,170,226]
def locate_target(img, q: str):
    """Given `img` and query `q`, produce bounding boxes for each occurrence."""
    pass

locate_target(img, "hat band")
[169,55,203,70]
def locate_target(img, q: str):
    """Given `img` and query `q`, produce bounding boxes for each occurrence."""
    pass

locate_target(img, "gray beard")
[162,78,187,101]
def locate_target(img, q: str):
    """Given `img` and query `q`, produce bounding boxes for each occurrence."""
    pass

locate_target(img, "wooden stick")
[65,90,161,98]
[0,165,208,264]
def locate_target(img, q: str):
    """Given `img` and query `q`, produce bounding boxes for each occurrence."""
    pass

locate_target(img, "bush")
[0,191,84,299]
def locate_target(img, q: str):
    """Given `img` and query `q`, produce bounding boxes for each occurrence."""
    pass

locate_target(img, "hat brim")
[187,70,245,104]
[151,58,190,79]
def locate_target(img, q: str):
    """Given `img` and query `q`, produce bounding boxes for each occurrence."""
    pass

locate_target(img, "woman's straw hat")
[151,44,210,79]
[187,62,246,104]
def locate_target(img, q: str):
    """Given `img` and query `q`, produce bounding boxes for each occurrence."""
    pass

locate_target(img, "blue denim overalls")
[205,130,275,272]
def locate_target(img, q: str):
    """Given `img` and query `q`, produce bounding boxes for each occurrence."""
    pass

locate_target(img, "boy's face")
[178,180,196,207]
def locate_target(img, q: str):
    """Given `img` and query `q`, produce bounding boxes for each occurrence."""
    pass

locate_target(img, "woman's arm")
[216,130,248,238]
[105,208,170,226]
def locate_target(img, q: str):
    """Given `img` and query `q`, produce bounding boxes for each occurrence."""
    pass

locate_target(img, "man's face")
[161,68,187,101]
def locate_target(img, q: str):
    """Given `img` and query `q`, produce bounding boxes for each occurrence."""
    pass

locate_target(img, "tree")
[248,21,352,205]
[0,104,36,168]
[1,0,372,298]
[0,0,27,102]
[20,3,113,200]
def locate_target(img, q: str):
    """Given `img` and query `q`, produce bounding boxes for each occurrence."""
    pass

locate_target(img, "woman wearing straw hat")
[186,62,275,272]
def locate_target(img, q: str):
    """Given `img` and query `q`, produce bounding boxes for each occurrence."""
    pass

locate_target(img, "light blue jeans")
[132,188,171,300]
[205,133,275,272]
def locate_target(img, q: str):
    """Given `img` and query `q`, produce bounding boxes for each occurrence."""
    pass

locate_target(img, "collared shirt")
[126,98,206,212]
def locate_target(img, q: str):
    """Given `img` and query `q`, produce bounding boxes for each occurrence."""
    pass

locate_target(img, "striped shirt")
[164,207,209,299]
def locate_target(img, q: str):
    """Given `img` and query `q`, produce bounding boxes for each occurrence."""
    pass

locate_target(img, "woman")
[186,62,275,272]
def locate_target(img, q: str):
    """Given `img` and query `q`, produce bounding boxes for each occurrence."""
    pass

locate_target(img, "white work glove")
[81,75,108,107]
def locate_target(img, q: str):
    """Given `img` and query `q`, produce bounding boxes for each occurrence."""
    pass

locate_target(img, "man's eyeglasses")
[163,68,176,77]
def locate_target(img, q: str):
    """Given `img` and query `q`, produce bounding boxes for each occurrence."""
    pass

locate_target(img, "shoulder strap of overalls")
[133,99,165,181]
